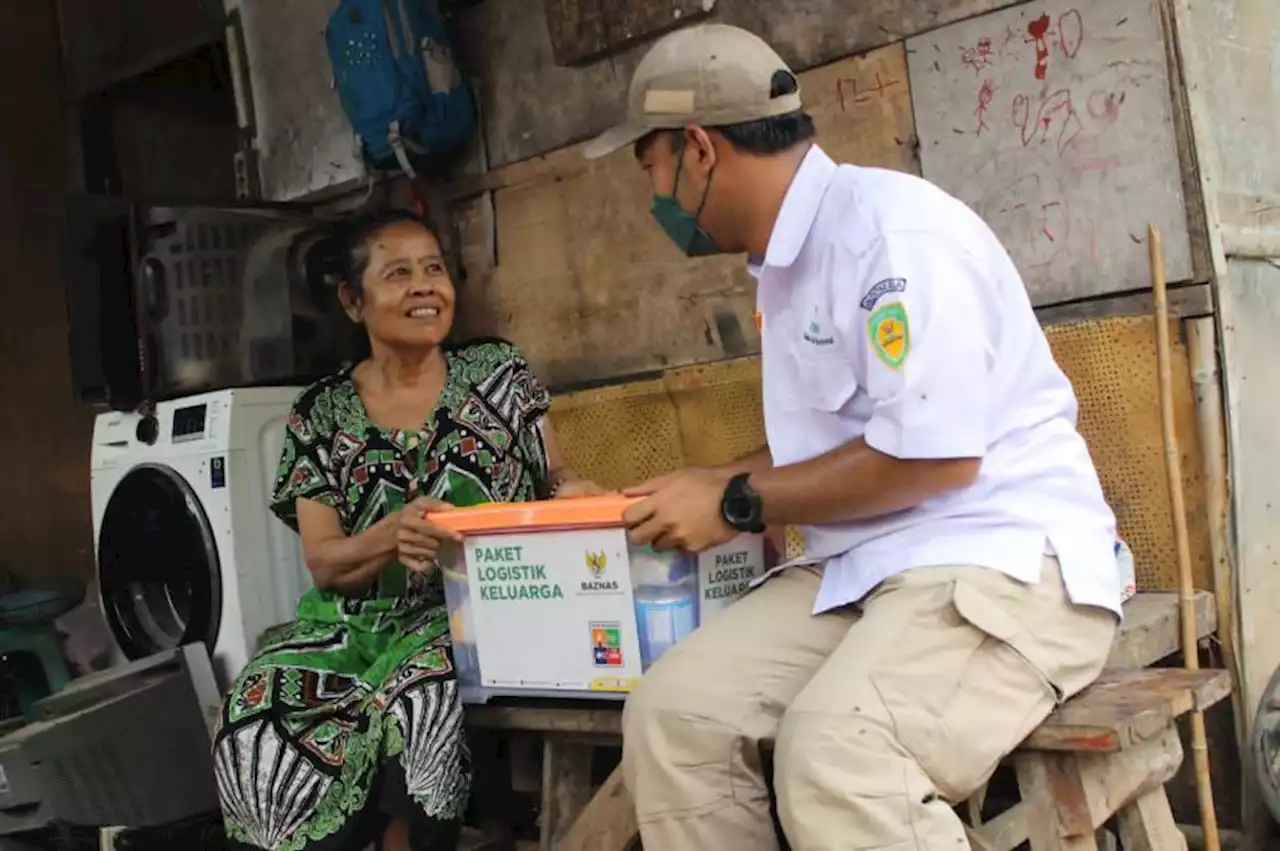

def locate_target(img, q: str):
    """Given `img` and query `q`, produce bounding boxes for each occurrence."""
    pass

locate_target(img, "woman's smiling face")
[341,220,456,350]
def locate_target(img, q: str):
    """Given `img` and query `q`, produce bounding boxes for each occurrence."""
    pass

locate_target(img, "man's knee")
[623,645,742,753]
[774,707,922,802]
[622,648,757,819]
[774,708,942,847]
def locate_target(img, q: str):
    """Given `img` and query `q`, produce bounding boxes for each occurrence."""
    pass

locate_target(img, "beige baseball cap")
[583,23,802,160]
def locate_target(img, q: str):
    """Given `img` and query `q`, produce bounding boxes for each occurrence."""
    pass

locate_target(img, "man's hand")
[622,468,736,553]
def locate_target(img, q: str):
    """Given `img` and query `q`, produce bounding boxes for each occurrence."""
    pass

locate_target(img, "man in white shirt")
[585,22,1122,851]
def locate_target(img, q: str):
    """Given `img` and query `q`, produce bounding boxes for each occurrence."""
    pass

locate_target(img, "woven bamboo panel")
[548,377,685,490]
[664,358,766,468]
[1045,316,1210,591]
[548,315,1209,591]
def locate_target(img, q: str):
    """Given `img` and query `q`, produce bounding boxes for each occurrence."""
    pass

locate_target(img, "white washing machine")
[91,387,311,688]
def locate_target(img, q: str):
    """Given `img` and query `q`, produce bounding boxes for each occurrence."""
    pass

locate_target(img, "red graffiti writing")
[1064,133,1124,178]
[1058,8,1084,58]
[1086,89,1124,124]
[960,37,996,74]
[1026,13,1053,80]
[1012,89,1084,155]
[975,79,998,135]
[1024,8,1084,81]
[835,71,901,111]
[979,172,1070,269]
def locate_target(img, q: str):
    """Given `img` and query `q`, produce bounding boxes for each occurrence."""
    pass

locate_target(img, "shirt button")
[407,435,420,449]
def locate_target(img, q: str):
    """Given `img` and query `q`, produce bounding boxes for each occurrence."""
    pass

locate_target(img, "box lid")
[426,495,642,535]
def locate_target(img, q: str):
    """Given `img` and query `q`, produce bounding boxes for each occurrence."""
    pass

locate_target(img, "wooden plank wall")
[448,0,1212,387]
[451,44,919,388]
[456,0,1020,169]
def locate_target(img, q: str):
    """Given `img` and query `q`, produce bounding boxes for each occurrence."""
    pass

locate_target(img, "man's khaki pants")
[621,558,1117,850]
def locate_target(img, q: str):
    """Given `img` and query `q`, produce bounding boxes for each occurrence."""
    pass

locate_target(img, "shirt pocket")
[791,350,860,413]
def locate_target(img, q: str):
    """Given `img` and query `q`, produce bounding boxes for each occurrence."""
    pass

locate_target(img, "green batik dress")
[213,340,553,851]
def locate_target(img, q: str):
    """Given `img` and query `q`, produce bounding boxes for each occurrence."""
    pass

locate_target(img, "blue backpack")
[326,0,475,177]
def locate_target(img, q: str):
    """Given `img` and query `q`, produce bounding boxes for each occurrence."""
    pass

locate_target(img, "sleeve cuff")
[863,417,986,460]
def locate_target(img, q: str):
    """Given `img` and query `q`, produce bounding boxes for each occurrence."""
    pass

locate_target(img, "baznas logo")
[585,551,607,578]
[582,551,619,592]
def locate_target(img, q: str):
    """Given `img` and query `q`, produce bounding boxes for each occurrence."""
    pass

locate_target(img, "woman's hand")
[553,479,608,499]
[394,497,462,573]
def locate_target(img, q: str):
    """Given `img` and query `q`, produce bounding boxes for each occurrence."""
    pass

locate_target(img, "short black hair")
[714,110,816,155]
[633,69,814,158]
[309,208,437,299]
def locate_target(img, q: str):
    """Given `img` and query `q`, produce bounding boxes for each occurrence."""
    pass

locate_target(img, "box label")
[466,528,643,692]
[697,535,766,622]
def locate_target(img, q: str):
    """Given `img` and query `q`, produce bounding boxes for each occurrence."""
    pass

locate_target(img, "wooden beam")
[1023,669,1231,753]
[552,766,638,851]
[1221,228,1280,261]
[1107,590,1216,669]
[467,706,623,737]
[1036,284,1214,327]
[541,739,595,850]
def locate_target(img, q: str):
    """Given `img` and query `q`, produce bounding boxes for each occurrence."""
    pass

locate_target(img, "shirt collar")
[749,145,838,275]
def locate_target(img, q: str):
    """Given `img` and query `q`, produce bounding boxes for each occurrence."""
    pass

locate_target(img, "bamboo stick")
[1150,222,1221,851]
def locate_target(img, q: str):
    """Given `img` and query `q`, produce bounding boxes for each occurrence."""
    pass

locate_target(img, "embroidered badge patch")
[868,301,909,369]
[860,277,907,311]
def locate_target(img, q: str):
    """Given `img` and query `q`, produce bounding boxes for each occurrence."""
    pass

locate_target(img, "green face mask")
[651,145,720,257]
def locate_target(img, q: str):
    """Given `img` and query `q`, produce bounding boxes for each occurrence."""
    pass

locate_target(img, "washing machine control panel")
[171,404,208,443]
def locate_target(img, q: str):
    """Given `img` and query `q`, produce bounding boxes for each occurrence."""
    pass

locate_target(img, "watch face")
[726,495,751,524]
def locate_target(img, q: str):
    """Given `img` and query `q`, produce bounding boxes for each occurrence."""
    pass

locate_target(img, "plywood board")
[454,43,919,387]
[907,0,1194,305]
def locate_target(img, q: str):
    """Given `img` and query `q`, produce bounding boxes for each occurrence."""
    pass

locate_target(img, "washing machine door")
[97,463,222,660]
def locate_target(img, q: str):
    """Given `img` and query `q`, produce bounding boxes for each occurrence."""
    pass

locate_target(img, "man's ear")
[683,125,719,174]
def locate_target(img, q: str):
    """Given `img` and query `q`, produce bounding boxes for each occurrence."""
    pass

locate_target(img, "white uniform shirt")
[753,145,1121,616]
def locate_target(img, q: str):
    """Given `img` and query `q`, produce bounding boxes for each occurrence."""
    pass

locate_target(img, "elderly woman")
[213,210,599,851]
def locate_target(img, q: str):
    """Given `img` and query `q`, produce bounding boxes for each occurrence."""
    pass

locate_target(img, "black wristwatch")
[721,473,766,534]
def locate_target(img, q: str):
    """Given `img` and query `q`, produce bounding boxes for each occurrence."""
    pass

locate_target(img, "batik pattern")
[213,340,552,850]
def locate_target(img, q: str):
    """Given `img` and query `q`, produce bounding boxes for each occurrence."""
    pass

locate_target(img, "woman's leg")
[373,657,470,850]
[379,755,467,851]
[379,811,463,851]
[214,618,384,851]
[381,817,410,851]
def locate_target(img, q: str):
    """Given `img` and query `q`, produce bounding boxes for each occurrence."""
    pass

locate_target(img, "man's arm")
[749,233,991,526]
[623,231,995,552]
[720,446,773,477]
[748,438,978,527]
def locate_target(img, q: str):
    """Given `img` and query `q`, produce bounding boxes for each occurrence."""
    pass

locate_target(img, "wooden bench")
[967,667,1230,851]
[464,590,1222,851]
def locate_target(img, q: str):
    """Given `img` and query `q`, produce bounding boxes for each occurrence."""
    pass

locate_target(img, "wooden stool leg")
[1016,753,1099,851]
[1116,789,1187,851]
[553,765,639,851]
[540,738,595,851]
